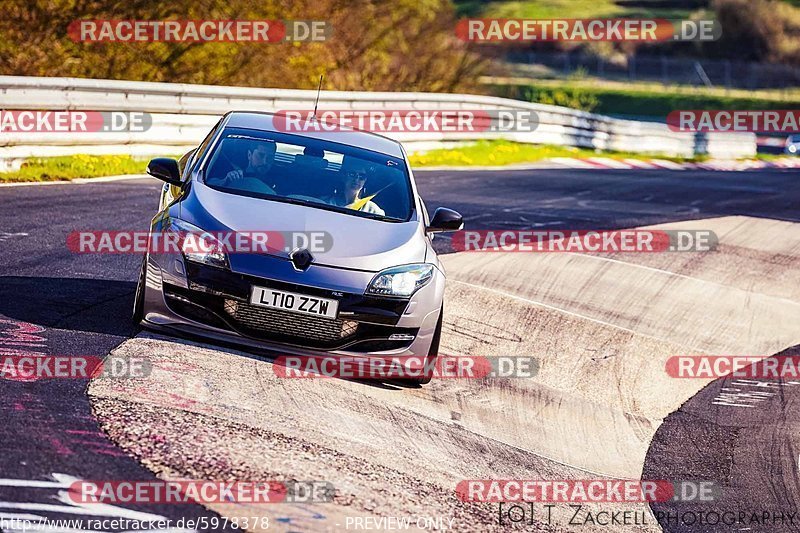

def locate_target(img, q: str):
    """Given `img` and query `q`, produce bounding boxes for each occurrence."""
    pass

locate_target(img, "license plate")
[250,286,338,319]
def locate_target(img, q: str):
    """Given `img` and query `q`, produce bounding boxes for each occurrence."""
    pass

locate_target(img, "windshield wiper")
[357,211,403,222]
[269,196,314,207]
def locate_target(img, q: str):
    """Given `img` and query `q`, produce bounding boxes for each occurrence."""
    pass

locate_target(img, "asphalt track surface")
[0,167,798,532]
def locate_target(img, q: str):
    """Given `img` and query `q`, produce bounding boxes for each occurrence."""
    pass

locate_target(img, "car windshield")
[202,127,413,221]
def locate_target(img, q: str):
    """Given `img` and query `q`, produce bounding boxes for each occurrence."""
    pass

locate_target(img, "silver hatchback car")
[133,111,462,383]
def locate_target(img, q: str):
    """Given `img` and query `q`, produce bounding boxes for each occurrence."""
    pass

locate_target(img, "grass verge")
[409,140,704,167]
[489,81,800,117]
[0,154,154,183]
[3,143,771,182]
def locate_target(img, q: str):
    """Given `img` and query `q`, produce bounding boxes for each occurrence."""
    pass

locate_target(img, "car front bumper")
[140,253,444,361]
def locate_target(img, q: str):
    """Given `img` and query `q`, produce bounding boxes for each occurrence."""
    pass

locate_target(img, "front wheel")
[410,305,443,385]
[132,256,146,326]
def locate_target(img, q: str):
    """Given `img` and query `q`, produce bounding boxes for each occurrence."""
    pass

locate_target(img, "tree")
[0,0,485,92]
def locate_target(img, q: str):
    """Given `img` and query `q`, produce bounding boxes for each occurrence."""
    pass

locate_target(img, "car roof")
[224,111,405,158]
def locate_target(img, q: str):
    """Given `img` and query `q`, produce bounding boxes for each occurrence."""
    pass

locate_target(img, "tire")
[409,305,443,385]
[132,256,146,326]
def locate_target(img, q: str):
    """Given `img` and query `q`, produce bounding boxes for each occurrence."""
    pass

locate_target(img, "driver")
[324,159,385,215]
[223,139,277,194]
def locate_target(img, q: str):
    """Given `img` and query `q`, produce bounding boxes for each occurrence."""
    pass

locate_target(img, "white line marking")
[622,159,658,169]
[413,163,560,172]
[0,181,67,188]
[587,157,634,169]
[548,157,599,169]
[649,159,686,170]
[0,473,193,529]
[0,175,152,187]
[562,252,800,308]
[72,174,151,184]
[0,232,28,242]
[529,221,563,227]
[0,479,66,488]
[0,499,164,522]
[0,512,44,521]
[463,213,492,222]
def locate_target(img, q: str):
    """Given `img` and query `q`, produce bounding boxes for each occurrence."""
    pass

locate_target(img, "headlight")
[366,264,434,297]
[166,218,229,269]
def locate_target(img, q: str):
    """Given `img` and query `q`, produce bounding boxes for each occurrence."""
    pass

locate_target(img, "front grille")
[223,299,358,343]
[162,281,418,351]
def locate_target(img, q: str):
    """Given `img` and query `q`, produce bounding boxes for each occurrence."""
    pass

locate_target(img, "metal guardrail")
[0,76,756,164]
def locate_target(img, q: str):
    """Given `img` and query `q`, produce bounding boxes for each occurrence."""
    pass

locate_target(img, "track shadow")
[0,276,138,337]
[0,275,432,392]
[0,276,234,530]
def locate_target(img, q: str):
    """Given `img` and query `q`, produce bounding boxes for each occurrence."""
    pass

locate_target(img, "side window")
[187,119,222,176]
[167,120,220,205]
[178,149,196,178]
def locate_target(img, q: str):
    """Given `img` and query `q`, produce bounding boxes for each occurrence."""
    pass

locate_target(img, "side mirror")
[146,158,182,186]
[427,207,463,233]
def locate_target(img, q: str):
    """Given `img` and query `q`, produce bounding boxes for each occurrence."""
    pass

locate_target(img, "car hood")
[190,182,426,272]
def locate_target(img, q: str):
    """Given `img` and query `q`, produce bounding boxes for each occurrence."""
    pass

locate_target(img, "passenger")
[324,159,385,215]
